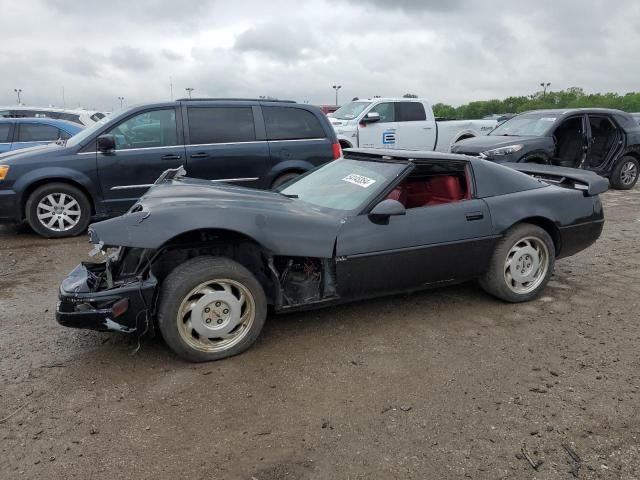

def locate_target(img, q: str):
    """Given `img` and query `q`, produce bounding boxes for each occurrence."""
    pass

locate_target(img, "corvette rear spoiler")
[502,163,609,196]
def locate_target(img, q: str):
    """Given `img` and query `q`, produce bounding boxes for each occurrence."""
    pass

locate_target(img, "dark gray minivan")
[0,98,341,237]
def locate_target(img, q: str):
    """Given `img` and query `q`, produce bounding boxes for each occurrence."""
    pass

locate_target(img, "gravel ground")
[1,188,639,479]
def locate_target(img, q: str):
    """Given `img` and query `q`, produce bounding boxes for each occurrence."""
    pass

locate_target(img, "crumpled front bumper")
[55,262,157,333]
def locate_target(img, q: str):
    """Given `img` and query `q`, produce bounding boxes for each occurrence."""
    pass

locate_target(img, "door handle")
[190,152,210,159]
[161,154,181,161]
[465,211,484,221]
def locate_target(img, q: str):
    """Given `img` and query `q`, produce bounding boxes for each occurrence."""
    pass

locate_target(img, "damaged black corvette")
[56,149,607,361]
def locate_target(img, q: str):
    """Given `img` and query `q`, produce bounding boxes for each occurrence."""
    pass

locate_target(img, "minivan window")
[17,123,60,142]
[105,109,177,150]
[187,107,256,144]
[397,102,426,122]
[263,107,325,140]
[0,124,11,142]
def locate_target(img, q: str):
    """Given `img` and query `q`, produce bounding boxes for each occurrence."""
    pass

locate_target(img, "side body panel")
[335,199,496,297]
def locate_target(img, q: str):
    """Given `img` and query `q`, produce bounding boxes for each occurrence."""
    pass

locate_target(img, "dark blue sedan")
[0,118,83,153]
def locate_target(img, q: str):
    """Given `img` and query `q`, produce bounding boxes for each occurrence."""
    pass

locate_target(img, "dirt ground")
[1,189,639,480]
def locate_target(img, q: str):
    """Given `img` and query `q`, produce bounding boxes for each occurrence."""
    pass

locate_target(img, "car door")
[183,104,270,189]
[395,101,437,150]
[12,122,61,150]
[95,107,185,214]
[0,123,13,153]
[335,194,496,298]
[357,102,400,149]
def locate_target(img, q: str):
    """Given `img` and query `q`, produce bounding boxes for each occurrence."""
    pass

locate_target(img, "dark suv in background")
[0,98,340,237]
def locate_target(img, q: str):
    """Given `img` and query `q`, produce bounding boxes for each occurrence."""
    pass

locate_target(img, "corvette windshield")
[489,113,557,137]
[279,159,405,211]
[331,101,371,120]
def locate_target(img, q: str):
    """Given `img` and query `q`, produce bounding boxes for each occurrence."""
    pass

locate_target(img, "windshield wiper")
[280,193,298,198]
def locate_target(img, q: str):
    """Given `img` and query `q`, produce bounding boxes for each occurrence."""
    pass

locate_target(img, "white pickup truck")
[328,98,497,152]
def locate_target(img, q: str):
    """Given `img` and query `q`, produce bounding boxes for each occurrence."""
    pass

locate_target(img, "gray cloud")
[0,0,638,111]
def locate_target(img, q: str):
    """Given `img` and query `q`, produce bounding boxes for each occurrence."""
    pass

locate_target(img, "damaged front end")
[56,246,157,334]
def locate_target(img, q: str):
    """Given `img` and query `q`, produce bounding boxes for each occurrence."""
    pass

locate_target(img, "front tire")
[25,183,91,238]
[157,256,267,362]
[272,172,301,189]
[609,156,639,190]
[479,223,555,303]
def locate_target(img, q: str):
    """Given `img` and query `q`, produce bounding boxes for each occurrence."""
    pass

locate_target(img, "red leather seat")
[425,176,464,205]
[387,186,407,206]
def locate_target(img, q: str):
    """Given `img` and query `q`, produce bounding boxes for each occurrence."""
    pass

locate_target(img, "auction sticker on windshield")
[342,173,376,188]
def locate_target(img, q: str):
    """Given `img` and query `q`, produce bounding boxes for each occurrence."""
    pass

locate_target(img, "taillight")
[332,142,342,160]
[111,298,129,318]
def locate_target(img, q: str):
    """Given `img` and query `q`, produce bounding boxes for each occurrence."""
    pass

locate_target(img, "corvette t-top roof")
[343,148,546,198]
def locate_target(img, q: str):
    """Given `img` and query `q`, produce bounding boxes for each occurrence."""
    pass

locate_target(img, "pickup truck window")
[188,107,256,144]
[332,101,371,120]
[397,102,426,122]
[369,103,395,123]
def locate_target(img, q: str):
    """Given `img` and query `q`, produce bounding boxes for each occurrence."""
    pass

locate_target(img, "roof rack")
[175,97,296,103]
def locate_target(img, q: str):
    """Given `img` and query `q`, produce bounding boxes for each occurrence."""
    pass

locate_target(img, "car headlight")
[482,144,524,156]
[0,165,9,180]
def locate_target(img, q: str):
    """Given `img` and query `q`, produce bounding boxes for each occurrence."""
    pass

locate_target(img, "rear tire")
[25,183,91,238]
[157,256,267,362]
[272,172,301,189]
[609,156,639,190]
[479,223,555,303]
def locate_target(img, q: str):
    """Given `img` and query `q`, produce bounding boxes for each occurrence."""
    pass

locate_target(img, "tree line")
[418,88,640,119]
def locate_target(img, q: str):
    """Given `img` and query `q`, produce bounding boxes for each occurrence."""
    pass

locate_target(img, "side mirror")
[360,112,381,125]
[369,199,406,221]
[97,134,116,152]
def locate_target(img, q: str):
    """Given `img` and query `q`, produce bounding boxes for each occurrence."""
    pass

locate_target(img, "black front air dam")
[56,262,157,333]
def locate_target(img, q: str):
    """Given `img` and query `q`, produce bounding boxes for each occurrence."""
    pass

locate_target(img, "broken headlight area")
[56,258,157,334]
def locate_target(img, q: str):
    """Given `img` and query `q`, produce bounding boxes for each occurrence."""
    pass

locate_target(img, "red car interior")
[387,174,470,208]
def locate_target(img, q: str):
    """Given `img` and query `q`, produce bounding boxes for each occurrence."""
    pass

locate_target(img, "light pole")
[185,87,195,99]
[14,88,22,104]
[540,82,551,96]
[117,96,124,109]
[332,85,341,106]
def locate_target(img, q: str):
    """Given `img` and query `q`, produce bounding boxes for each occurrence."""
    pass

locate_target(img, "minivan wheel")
[25,183,91,238]
[610,156,639,190]
[479,223,555,303]
[272,172,301,189]
[157,256,267,362]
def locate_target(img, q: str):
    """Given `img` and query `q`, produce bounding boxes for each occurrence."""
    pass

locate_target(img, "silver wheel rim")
[504,236,549,294]
[36,193,82,232]
[177,278,255,353]
[620,161,638,186]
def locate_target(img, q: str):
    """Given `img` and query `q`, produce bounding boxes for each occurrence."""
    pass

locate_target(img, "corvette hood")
[452,135,541,153]
[89,178,345,258]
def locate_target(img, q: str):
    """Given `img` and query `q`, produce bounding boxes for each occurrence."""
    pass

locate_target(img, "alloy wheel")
[36,193,82,232]
[620,160,638,186]
[176,278,256,353]
[504,236,550,294]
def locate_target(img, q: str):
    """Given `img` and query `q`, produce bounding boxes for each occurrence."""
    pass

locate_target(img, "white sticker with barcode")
[342,173,377,188]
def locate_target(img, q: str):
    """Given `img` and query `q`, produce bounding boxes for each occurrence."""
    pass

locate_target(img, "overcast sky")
[1,0,639,111]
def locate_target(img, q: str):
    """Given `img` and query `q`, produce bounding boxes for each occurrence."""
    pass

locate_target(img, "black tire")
[271,172,301,189]
[609,156,639,190]
[25,183,91,238]
[157,256,267,362]
[479,223,555,303]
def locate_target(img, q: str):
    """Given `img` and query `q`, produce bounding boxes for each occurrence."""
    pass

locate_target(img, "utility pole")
[62,86,66,109]
[14,88,22,104]
[117,96,124,109]
[540,82,551,96]
[169,76,173,100]
[185,87,195,99]
[332,85,342,106]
